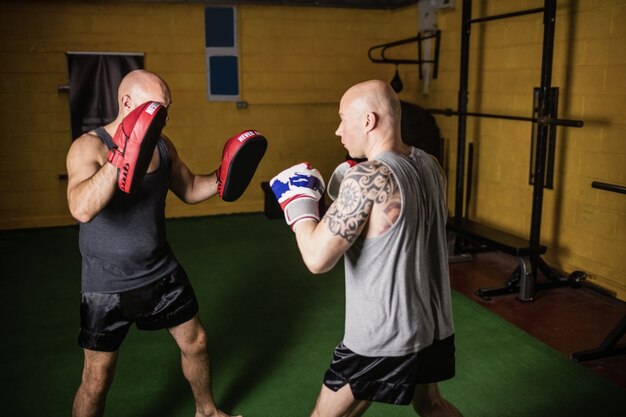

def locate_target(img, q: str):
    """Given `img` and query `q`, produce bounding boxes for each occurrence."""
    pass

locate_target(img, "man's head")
[335,80,401,159]
[117,70,172,118]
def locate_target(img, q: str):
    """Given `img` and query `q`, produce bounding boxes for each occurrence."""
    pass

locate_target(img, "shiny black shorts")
[323,335,456,405]
[79,265,199,352]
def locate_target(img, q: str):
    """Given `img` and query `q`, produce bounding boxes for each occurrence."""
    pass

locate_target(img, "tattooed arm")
[293,161,399,274]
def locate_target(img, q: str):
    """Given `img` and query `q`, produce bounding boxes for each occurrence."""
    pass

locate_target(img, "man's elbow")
[306,263,326,275]
[182,194,206,205]
[69,205,93,223]
[67,188,93,223]
[303,256,334,275]
[171,187,196,205]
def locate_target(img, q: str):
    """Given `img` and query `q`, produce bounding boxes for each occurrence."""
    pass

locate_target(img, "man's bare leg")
[72,349,119,417]
[310,384,371,417]
[169,314,241,417]
[411,383,463,417]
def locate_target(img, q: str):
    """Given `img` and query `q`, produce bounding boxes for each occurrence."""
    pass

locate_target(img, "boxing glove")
[107,101,167,193]
[327,160,358,201]
[216,129,268,202]
[270,162,325,228]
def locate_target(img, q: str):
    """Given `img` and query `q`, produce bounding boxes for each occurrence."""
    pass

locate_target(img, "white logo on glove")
[236,130,260,142]
[145,102,161,115]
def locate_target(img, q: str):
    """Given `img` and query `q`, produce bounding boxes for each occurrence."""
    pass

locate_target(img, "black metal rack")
[367,30,441,80]
[434,0,586,301]
[573,314,626,362]
[571,181,626,362]
[591,181,626,195]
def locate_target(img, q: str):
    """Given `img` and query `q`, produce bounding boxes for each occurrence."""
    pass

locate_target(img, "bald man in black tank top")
[67,70,241,417]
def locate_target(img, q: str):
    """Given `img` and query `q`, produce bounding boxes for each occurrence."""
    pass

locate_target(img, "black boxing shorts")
[78,265,199,352]
[323,335,456,405]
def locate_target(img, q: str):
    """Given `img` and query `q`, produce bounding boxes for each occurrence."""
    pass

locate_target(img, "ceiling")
[150,0,418,9]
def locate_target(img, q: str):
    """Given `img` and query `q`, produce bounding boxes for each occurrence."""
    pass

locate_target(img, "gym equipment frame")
[431,0,586,301]
[368,30,441,80]
[571,181,626,361]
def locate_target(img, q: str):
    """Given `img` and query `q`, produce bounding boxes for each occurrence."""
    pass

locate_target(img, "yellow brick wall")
[1,1,624,300]
[0,1,409,228]
[397,0,626,300]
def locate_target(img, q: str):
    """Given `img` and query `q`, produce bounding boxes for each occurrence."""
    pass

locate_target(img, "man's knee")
[80,350,118,396]
[187,328,208,354]
[80,366,115,397]
[175,320,208,356]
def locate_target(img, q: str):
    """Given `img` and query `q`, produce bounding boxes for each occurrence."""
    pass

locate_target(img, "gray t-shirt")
[343,147,454,356]
[78,127,178,293]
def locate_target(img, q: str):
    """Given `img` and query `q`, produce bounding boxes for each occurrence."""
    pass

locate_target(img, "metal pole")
[470,7,545,24]
[529,0,556,249]
[455,0,472,219]
[428,108,583,127]
[433,30,441,79]
[592,181,626,195]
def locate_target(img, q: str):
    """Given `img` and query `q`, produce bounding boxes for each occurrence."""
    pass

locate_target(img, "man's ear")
[364,112,378,132]
[120,95,132,115]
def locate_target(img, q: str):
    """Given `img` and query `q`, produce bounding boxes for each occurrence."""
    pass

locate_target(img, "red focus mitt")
[216,129,268,202]
[107,101,167,193]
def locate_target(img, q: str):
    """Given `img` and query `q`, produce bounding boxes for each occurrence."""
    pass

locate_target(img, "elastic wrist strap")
[284,197,320,227]
[107,148,125,169]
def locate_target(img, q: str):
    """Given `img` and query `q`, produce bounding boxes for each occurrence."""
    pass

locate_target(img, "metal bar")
[470,7,545,24]
[592,181,626,195]
[572,314,626,362]
[368,31,441,78]
[433,30,441,79]
[596,314,626,350]
[465,142,474,218]
[454,0,472,219]
[529,0,556,254]
[572,345,626,362]
[372,57,436,65]
[545,88,559,188]
[428,108,583,127]
[368,33,439,64]
[372,32,439,49]
[417,32,423,79]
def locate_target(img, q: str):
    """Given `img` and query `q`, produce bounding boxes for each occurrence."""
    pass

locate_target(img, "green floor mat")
[1,213,624,416]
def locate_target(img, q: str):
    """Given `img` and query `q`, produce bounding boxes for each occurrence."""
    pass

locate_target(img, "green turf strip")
[1,213,624,416]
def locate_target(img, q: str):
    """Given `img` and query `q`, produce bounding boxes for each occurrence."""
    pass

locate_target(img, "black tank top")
[78,128,178,293]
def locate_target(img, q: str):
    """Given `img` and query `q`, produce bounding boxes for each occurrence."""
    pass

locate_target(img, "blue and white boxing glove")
[270,162,326,229]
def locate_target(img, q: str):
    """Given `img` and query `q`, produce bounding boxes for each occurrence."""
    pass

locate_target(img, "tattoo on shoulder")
[322,162,396,242]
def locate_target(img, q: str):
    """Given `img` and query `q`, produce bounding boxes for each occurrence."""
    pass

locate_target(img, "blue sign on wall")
[205,7,239,101]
